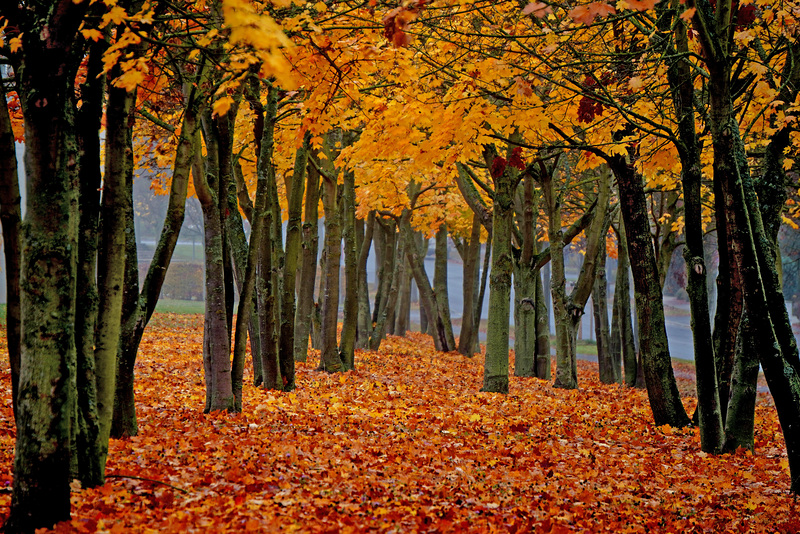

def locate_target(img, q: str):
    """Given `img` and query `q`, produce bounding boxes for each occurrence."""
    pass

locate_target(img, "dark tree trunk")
[111,81,195,438]
[611,155,691,427]
[594,246,615,384]
[294,159,321,362]
[458,214,482,356]
[5,2,88,528]
[73,39,104,488]
[279,135,309,387]
[319,165,344,372]
[339,169,358,369]
[434,223,456,349]
[231,86,277,409]
[356,213,374,348]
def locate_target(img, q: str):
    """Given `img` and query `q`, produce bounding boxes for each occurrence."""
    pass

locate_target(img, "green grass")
[154,298,204,315]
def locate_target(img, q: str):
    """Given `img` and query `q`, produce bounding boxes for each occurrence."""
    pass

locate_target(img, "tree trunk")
[294,159,321,362]
[399,212,451,351]
[514,173,538,377]
[91,80,130,480]
[611,155,691,427]
[339,169,358,369]
[280,135,309,386]
[458,214,481,356]
[73,39,104,488]
[434,223,456,349]
[195,114,234,412]
[370,223,406,351]
[319,166,344,372]
[612,223,637,386]
[664,9,724,452]
[111,81,195,438]
[594,246,615,384]
[6,2,87,526]
[356,214,373,348]
[394,257,412,336]
[482,161,516,393]
[231,85,277,410]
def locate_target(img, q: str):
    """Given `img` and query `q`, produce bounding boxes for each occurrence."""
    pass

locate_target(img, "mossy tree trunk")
[611,222,637,387]
[434,223,456,349]
[318,149,345,373]
[611,154,691,427]
[4,1,88,529]
[279,134,309,387]
[294,154,321,362]
[513,173,538,377]
[111,71,197,438]
[457,214,482,356]
[663,10,723,452]
[73,38,104,488]
[356,213,374,348]
[593,246,616,384]
[231,85,277,410]
[482,154,518,394]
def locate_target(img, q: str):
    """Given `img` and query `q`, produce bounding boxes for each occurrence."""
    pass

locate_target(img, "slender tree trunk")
[195,116,233,412]
[356,214,374,348]
[339,169,358,369]
[594,246,615,384]
[534,267,551,379]
[111,83,195,438]
[394,257,412,336]
[91,80,131,479]
[258,207,280,389]
[280,136,309,386]
[370,224,406,351]
[319,170,344,372]
[459,214,481,356]
[294,160,321,362]
[73,39,104,487]
[664,10,724,452]
[231,86,277,410]
[434,223,456,349]
[399,212,451,351]
[612,223,637,386]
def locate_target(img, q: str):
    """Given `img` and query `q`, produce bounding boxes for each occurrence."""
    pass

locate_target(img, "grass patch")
[154,299,204,315]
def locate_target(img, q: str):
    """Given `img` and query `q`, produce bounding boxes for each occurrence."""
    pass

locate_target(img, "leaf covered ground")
[0,314,798,533]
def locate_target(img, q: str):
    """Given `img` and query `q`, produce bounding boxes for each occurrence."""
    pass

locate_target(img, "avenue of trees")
[3,0,800,530]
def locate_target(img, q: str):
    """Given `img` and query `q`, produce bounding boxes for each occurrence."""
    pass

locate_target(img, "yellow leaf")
[213,95,235,117]
[680,7,696,20]
[9,36,22,53]
[100,6,128,28]
[81,28,104,42]
[314,1,327,12]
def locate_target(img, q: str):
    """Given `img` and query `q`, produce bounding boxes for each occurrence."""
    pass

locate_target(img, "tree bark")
[594,246,615,384]
[434,223,456,349]
[6,2,88,528]
[339,168,358,368]
[294,158,321,362]
[611,155,691,427]
[482,161,516,393]
[231,85,277,410]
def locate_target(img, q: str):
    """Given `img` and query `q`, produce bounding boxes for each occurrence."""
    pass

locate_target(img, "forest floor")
[0,313,797,533]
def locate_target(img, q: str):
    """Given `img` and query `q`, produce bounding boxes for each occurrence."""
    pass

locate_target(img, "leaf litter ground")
[1,313,799,532]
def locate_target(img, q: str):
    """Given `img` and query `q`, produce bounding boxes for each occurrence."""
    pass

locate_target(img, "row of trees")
[3,0,800,531]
